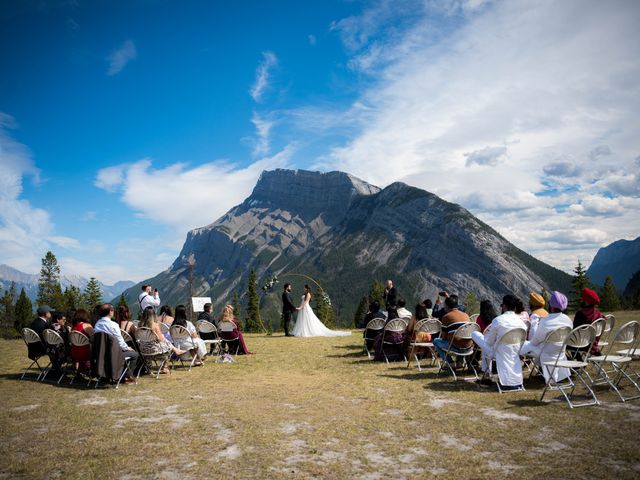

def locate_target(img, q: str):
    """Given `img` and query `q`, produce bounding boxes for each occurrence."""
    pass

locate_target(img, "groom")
[282,283,297,337]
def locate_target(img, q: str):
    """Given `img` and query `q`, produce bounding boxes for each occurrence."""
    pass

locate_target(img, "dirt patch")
[480,407,530,422]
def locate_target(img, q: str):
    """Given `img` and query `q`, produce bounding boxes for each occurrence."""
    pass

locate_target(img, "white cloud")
[249,51,278,102]
[308,34,317,46]
[107,40,137,76]
[319,0,640,272]
[48,236,81,249]
[94,164,126,191]
[251,111,274,156]
[95,145,295,232]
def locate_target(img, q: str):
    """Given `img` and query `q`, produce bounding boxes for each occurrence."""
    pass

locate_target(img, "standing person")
[138,285,160,312]
[282,284,297,337]
[292,285,351,337]
[383,280,397,312]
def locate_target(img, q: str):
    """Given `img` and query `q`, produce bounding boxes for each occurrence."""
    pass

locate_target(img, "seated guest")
[197,303,218,354]
[31,305,52,339]
[172,305,207,365]
[405,303,434,358]
[115,305,136,336]
[433,295,471,363]
[514,298,530,324]
[159,305,174,326]
[472,294,528,389]
[138,307,186,373]
[573,288,604,354]
[218,305,253,354]
[70,309,94,371]
[46,311,71,371]
[94,303,139,383]
[423,299,433,317]
[475,300,497,333]
[363,300,385,351]
[396,298,412,319]
[529,292,548,318]
[520,291,572,382]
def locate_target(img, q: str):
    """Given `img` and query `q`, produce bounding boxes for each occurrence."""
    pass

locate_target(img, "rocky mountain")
[587,236,640,290]
[120,169,571,327]
[0,264,135,303]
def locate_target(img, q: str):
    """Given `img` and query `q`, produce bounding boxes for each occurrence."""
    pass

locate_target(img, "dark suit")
[383,287,397,310]
[30,317,48,340]
[282,291,297,335]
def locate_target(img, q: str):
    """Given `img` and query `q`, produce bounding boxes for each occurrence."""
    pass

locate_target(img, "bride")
[292,285,351,337]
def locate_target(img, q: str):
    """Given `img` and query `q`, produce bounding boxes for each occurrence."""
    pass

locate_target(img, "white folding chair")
[69,330,93,385]
[597,314,616,350]
[436,322,480,381]
[135,327,172,379]
[42,329,71,384]
[20,328,48,381]
[381,318,408,364]
[522,326,572,380]
[170,325,198,371]
[469,314,480,323]
[491,327,527,393]
[588,321,640,402]
[160,322,171,335]
[540,325,599,408]
[196,319,222,358]
[407,318,441,370]
[219,321,240,356]
[363,318,385,359]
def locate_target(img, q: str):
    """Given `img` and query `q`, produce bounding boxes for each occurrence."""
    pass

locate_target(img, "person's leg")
[122,350,139,378]
[433,338,450,361]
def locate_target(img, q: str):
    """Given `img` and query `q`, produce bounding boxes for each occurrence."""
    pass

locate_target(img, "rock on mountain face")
[121,169,571,326]
[587,236,640,290]
[0,264,134,303]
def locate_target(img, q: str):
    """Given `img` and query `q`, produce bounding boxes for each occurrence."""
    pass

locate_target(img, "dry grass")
[1,311,639,479]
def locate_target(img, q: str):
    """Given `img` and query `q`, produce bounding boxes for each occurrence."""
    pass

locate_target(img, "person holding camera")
[138,284,161,313]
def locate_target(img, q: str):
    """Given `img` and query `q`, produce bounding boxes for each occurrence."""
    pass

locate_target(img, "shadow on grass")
[0,371,135,390]
[333,344,363,350]
[326,352,369,359]
[507,398,550,408]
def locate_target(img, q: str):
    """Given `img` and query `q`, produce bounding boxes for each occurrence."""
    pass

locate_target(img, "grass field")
[1,311,639,479]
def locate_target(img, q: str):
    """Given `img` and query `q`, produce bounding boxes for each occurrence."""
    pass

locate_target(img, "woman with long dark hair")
[172,305,207,364]
[476,300,497,332]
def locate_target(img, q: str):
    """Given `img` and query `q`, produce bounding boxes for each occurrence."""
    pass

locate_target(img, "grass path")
[1,323,639,479]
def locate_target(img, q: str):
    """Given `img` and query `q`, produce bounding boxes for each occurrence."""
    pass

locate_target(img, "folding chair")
[490,327,527,393]
[363,318,385,359]
[42,329,72,384]
[469,314,480,323]
[540,325,599,408]
[597,314,616,350]
[196,319,222,358]
[69,330,93,385]
[407,318,441,370]
[436,322,480,381]
[566,318,605,361]
[169,325,198,371]
[160,322,170,336]
[135,327,172,379]
[219,321,240,356]
[588,321,640,402]
[20,328,48,380]
[381,318,408,364]
[522,326,572,380]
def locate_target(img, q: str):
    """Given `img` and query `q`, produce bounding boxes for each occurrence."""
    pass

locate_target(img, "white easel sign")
[191,297,212,313]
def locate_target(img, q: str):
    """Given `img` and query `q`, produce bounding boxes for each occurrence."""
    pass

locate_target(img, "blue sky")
[1,0,639,284]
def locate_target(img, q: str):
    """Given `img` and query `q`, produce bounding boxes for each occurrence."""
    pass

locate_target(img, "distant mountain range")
[587,236,640,290]
[0,264,135,304]
[120,169,571,327]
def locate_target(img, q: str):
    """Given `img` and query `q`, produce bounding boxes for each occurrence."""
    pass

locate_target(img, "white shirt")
[94,316,129,351]
[480,311,528,387]
[529,312,572,346]
[483,311,528,350]
[138,291,161,311]
[396,307,412,319]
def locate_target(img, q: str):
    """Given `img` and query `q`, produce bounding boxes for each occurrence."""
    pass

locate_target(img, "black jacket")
[282,292,297,313]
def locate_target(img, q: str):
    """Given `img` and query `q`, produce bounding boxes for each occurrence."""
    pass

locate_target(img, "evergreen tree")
[463,292,479,315]
[600,275,622,312]
[14,288,33,331]
[570,261,591,311]
[63,285,86,311]
[37,251,62,307]
[623,271,640,309]
[232,292,241,320]
[314,286,335,328]
[117,292,129,308]
[84,277,103,307]
[245,270,262,332]
[368,281,385,306]
[353,296,368,328]
[51,282,65,311]
[0,289,14,328]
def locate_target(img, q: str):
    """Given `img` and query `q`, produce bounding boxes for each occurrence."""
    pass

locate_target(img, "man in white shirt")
[520,291,572,382]
[472,294,528,389]
[395,298,412,319]
[138,285,161,312]
[94,303,138,382]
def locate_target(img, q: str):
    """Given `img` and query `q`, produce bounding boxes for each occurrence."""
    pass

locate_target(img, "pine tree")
[63,285,87,311]
[0,289,14,328]
[245,270,262,332]
[232,291,241,320]
[84,277,103,307]
[37,251,62,307]
[623,271,640,309]
[463,292,479,315]
[117,293,129,308]
[14,288,33,332]
[368,281,385,306]
[51,282,65,311]
[570,261,591,311]
[600,275,622,312]
[314,286,335,328]
[353,296,368,328]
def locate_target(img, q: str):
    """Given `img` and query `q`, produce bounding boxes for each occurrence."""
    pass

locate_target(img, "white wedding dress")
[292,295,351,337]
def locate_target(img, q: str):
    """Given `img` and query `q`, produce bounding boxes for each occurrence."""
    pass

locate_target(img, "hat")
[529,292,545,308]
[581,288,600,305]
[549,291,568,311]
[37,305,53,316]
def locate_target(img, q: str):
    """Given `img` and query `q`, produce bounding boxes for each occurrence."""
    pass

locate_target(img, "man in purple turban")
[520,291,572,382]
